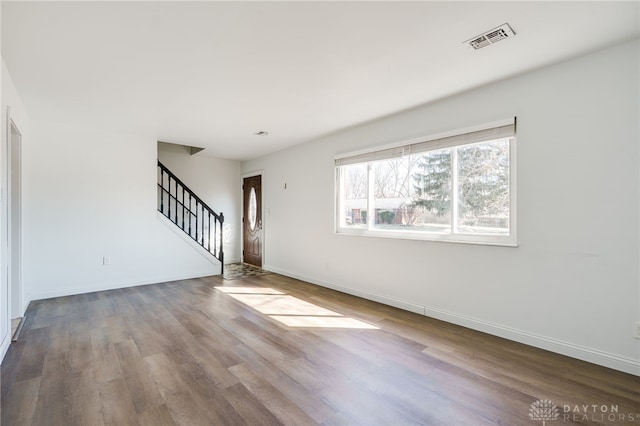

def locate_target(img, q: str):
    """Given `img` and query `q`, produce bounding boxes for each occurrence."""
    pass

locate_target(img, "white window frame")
[334,119,517,247]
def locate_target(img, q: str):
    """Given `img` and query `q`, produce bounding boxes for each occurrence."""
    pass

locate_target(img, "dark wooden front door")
[243,175,262,267]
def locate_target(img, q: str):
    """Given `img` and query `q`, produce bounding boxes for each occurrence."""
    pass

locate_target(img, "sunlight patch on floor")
[270,315,378,329]
[227,294,339,316]
[214,286,379,330]
[215,286,284,295]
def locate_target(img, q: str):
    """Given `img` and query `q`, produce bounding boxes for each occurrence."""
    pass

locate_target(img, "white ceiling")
[2,1,639,161]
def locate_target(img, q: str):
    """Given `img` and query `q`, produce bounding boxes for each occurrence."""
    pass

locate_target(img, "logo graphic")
[529,399,560,425]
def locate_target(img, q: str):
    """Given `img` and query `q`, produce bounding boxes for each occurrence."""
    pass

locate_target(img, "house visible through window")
[335,120,517,246]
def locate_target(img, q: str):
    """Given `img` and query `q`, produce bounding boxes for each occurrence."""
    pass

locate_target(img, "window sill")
[335,227,518,247]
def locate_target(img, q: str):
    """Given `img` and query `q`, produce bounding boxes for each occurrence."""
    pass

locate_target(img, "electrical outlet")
[635,322,640,340]
[103,256,111,266]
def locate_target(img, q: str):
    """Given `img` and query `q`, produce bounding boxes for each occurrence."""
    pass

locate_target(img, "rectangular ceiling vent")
[465,23,515,50]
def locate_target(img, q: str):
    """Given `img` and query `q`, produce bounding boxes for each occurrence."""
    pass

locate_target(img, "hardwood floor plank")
[172,361,248,426]
[114,339,165,414]
[98,377,141,426]
[2,272,638,425]
[68,370,104,426]
[124,311,171,358]
[0,376,40,426]
[143,352,227,425]
[180,306,245,367]
[137,403,177,426]
[228,363,319,426]
[91,327,125,384]
[68,329,94,372]
[230,341,356,425]
[13,327,49,382]
[31,351,74,426]
[220,382,283,425]
[103,314,133,345]
[0,339,25,397]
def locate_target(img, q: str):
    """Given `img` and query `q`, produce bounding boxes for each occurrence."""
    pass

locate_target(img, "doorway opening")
[8,118,23,336]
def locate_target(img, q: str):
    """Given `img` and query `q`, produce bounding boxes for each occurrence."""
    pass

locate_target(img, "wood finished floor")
[2,273,639,425]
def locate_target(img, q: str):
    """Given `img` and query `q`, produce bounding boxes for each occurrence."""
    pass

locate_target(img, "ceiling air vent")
[465,23,515,50]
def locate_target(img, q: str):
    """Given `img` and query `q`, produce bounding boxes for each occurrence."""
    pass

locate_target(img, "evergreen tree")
[411,140,509,221]
[411,150,452,216]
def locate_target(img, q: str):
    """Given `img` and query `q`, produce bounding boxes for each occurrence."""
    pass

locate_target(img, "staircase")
[157,161,224,272]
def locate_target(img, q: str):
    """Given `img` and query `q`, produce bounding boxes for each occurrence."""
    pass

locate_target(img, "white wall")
[22,121,221,301]
[242,40,640,375]
[158,142,241,263]
[1,57,30,360]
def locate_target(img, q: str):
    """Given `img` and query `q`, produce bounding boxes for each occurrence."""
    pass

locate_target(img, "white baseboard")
[263,265,640,376]
[25,215,224,304]
[421,305,640,376]
[29,270,218,302]
[1,297,32,365]
[265,264,424,314]
[0,332,10,364]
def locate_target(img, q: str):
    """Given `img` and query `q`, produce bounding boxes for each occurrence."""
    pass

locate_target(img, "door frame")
[7,110,23,321]
[241,170,264,267]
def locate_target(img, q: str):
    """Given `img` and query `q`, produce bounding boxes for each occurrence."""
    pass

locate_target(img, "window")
[335,120,516,246]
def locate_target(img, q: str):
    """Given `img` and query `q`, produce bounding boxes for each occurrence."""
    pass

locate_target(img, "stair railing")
[157,161,224,272]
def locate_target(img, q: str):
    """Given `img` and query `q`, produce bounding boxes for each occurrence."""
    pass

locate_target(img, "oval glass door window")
[248,187,257,230]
